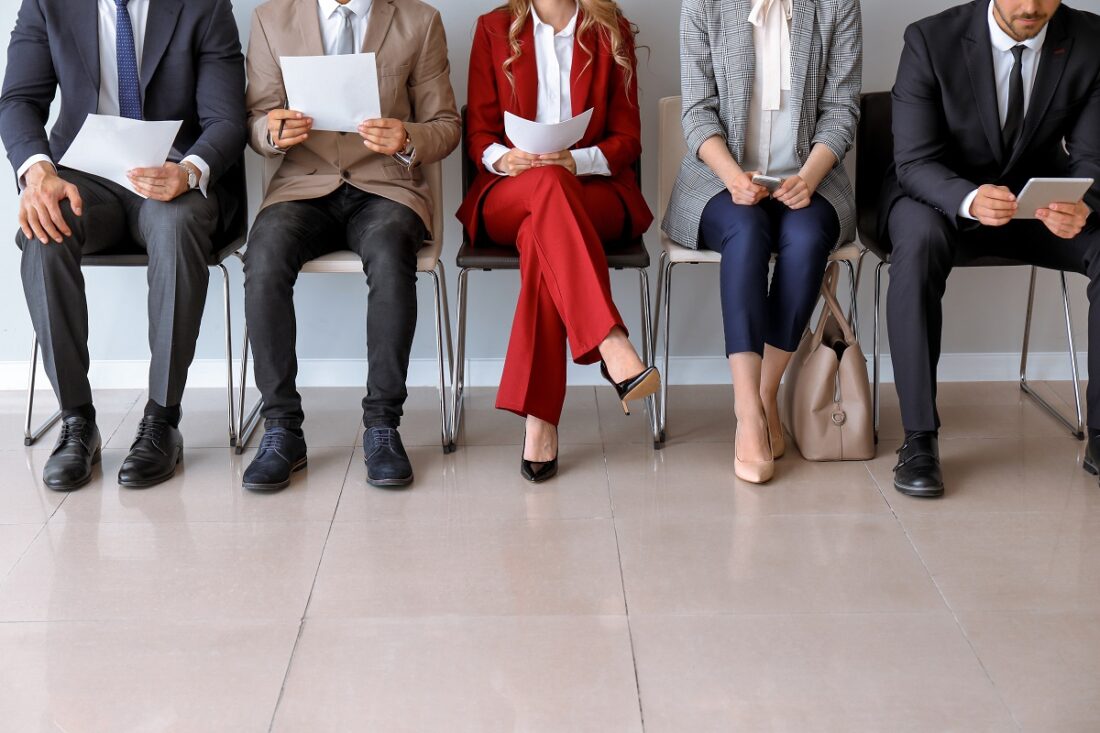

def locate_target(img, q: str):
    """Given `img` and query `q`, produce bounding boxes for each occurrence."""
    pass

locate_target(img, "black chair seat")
[456,237,650,271]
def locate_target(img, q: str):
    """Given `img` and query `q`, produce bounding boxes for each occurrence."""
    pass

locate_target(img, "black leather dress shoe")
[243,428,308,492]
[43,417,102,491]
[893,432,945,498]
[1083,433,1100,482]
[364,426,413,488]
[118,416,183,489]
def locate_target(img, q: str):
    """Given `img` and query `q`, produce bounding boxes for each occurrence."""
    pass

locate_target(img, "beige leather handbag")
[782,263,876,461]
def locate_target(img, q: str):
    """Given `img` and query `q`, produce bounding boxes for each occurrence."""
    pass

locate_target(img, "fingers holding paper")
[359,118,408,156]
[534,150,577,175]
[127,164,189,202]
[268,109,312,149]
[493,149,539,177]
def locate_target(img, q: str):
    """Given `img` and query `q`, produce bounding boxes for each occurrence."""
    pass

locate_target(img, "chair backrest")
[856,92,893,249]
[657,96,687,224]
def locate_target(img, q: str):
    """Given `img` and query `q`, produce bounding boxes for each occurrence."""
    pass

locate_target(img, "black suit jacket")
[880,0,1100,238]
[0,0,247,226]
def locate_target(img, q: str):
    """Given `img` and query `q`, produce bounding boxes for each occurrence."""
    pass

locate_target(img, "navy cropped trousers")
[699,191,839,356]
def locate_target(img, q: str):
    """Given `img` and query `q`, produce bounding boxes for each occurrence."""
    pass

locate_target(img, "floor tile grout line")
[601,440,647,733]
[266,444,357,733]
[861,461,1024,731]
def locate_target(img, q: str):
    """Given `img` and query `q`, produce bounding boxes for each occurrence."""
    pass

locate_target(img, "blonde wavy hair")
[498,1,638,92]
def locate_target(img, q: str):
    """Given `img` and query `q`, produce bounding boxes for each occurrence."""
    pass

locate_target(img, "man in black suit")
[883,0,1100,498]
[0,0,246,490]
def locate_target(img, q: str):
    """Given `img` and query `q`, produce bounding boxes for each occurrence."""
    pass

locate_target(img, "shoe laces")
[368,426,399,450]
[258,428,289,456]
[133,417,169,453]
[56,418,90,451]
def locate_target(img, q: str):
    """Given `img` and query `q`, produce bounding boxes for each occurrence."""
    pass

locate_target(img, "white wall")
[0,0,1098,387]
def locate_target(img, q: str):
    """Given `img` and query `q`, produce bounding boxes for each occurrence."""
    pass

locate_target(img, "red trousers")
[482,166,628,425]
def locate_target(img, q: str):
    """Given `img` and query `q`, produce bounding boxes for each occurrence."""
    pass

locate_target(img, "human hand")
[534,150,576,175]
[493,148,539,177]
[773,175,814,210]
[127,163,192,201]
[268,109,312,149]
[358,118,408,156]
[1037,200,1091,240]
[969,184,1017,226]
[19,162,83,244]
[729,171,768,206]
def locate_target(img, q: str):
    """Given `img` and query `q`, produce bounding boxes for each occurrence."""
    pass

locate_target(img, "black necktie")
[1002,44,1026,154]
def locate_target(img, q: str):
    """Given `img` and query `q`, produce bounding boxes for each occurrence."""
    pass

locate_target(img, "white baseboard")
[0,351,1087,391]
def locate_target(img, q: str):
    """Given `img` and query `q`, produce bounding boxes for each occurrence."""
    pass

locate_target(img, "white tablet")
[1013,178,1095,219]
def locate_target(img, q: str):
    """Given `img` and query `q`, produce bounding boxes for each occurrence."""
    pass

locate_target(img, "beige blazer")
[245,0,461,236]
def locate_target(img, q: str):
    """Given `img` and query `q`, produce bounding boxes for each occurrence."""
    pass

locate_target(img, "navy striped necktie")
[116,0,142,119]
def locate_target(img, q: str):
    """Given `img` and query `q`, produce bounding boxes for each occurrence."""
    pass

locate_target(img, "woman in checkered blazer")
[663,0,862,484]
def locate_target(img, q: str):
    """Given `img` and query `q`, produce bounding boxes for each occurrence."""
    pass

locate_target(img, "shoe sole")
[45,449,102,492]
[893,479,945,499]
[365,465,414,489]
[1084,456,1097,476]
[619,370,661,414]
[118,448,183,490]
[243,458,308,492]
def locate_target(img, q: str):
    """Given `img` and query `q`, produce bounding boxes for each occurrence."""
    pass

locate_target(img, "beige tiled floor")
[0,383,1098,731]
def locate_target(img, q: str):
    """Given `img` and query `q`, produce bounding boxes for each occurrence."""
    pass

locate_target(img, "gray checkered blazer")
[662,0,862,249]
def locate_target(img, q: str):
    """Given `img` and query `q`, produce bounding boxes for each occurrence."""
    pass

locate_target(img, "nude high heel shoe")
[765,404,786,460]
[734,414,775,485]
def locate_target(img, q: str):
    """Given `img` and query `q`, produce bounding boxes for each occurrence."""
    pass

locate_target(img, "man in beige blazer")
[241,0,460,492]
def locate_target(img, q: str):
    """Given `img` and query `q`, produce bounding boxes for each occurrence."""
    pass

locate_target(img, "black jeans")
[887,195,1100,431]
[243,185,426,430]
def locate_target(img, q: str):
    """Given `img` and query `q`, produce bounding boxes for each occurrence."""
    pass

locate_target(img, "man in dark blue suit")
[0,0,246,490]
[882,0,1100,498]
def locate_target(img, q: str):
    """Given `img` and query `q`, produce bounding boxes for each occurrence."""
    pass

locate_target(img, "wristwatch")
[178,162,199,190]
[392,131,415,169]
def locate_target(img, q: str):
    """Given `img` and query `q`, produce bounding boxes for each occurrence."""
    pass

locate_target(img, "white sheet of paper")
[280,53,381,132]
[504,109,595,155]
[58,115,182,197]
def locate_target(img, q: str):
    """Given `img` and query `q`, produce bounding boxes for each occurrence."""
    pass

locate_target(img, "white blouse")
[482,7,611,177]
[741,0,800,180]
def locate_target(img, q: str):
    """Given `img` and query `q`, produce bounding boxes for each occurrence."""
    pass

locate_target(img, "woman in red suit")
[457,0,657,482]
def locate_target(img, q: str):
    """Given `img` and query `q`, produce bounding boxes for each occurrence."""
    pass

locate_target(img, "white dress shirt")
[317,0,372,57]
[482,6,611,177]
[269,0,373,154]
[959,0,1048,219]
[19,0,210,194]
[741,0,800,180]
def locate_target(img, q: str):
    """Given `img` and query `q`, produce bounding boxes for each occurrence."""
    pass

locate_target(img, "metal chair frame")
[24,252,242,448]
[871,259,1085,442]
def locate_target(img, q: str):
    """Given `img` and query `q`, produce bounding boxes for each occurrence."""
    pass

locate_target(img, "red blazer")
[455,9,653,244]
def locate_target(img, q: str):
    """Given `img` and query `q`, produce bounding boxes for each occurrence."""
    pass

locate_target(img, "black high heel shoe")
[521,427,559,483]
[600,362,661,415]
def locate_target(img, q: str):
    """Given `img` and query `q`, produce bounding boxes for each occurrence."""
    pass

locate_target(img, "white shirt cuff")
[17,155,54,190]
[266,131,288,156]
[181,155,211,197]
[959,189,980,221]
[571,147,611,177]
[483,143,510,176]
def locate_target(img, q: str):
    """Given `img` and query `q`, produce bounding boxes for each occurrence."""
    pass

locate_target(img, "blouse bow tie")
[748,0,793,111]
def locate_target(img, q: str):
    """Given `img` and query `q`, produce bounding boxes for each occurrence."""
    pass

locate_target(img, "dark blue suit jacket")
[881,1,1100,236]
[0,0,246,207]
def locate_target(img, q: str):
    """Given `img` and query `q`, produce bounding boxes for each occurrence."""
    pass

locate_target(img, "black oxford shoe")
[893,432,945,498]
[118,416,183,489]
[364,426,413,488]
[43,417,102,491]
[243,427,308,492]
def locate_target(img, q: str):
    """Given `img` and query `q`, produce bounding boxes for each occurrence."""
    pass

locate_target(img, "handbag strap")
[809,262,858,349]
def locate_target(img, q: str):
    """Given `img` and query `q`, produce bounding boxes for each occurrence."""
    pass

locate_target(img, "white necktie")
[749,0,792,111]
[335,6,356,55]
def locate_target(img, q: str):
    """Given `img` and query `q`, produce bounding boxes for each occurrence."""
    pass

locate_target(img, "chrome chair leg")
[217,264,237,447]
[24,334,61,446]
[236,325,263,455]
[426,265,452,454]
[448,268,471,450]
[873,258,887,444]
[1019,268,1085,440]
[636,267,659,445]
[652,253,674,448]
